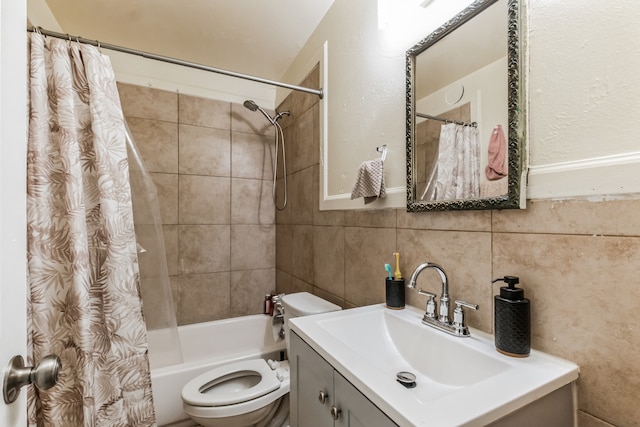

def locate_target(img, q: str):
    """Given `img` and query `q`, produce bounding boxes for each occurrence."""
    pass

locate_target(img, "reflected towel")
[485,124,507,180]
[350,158,386,204]
[480,179,508,198]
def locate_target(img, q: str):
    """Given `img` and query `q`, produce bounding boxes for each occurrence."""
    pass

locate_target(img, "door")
[0,0,29,425]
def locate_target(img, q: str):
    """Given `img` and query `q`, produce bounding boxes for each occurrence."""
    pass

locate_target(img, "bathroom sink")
[290,304,579,426]
[317,307,508,389]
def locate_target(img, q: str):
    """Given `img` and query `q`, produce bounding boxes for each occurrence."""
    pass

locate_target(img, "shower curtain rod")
[27,26,324,99]
[417,113,477,128]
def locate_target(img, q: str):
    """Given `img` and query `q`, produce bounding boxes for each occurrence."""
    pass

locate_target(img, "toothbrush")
[393,252,402,280]
[385,264,393,280]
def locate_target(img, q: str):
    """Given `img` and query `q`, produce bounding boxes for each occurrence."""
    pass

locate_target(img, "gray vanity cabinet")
[290,330,333,427]
[290,331,397,427]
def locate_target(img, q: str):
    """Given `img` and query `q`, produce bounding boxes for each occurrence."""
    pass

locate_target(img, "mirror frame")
[406,0,526,212]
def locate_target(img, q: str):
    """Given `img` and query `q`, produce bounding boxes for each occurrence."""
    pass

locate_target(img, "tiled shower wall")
[118,83,276,326]
[275,70,640,426]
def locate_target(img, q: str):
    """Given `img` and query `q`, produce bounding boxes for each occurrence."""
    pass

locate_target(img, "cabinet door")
[290,331,334,427]
[333,372,398,427]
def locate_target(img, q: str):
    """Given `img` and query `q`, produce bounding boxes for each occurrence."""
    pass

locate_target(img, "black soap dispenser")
[493,276,530,357]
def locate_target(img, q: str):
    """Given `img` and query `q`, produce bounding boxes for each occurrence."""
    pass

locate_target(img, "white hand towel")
[350,158,386,204]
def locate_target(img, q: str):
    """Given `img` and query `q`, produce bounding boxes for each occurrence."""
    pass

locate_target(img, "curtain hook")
[97,40,102,53]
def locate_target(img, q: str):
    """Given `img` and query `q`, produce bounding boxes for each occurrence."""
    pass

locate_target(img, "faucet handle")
[418,289,437,319]
[452,300,478,336]
[455,300,478,311]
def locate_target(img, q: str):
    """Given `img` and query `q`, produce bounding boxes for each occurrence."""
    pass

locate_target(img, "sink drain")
[396,371,416,388]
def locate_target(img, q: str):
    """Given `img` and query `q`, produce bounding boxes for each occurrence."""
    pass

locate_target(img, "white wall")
[526,0,640,199]
[280,0,476,209]
[283,0,640,207]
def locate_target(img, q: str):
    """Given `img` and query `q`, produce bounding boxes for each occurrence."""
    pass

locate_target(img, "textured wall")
[528,0,640,164]
[118,83,276,326]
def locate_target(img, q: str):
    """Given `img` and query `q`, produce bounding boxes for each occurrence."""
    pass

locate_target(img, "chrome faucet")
[407,262,478,337]
[408,262,450,323]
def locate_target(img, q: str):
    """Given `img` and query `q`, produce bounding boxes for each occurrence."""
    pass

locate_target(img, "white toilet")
[181,292,341,427]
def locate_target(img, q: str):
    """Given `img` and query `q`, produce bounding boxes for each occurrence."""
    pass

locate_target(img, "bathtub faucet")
[271,294,286,339]
[271,294,285,320]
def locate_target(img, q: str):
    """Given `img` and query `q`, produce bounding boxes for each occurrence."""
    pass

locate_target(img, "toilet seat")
[182,359,290,420]
[182,359,283,407]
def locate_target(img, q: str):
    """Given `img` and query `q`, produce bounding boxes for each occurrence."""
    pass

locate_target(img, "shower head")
[243,100,259,112]
[243,100,289,211]
[243,99,276,125]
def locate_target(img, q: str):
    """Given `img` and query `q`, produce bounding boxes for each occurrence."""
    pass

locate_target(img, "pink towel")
[485,124,507,180]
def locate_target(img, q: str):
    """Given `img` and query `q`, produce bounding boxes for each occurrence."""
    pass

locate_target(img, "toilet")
[181,292,341,427]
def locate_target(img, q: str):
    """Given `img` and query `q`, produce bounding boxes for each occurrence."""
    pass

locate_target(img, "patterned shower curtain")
[435,123,480,200]
[26,33,156,426]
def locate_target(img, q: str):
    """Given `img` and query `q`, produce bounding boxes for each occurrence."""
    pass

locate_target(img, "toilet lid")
[181,359,281,407]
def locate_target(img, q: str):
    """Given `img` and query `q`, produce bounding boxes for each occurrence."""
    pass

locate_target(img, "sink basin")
[290,304,579,426]
[318,307,509,388]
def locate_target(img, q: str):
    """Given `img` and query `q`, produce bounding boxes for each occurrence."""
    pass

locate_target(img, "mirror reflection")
[407,0,526,211]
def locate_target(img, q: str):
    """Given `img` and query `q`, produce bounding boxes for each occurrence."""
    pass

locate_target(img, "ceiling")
[42,0,335,82]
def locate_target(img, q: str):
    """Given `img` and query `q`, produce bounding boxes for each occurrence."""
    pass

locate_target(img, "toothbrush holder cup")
[386,278,405,309]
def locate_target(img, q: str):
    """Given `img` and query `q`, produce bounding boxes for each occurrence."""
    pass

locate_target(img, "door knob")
[3,355,61,404]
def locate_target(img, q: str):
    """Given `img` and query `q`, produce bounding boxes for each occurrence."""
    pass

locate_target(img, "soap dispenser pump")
[493,276,530,357]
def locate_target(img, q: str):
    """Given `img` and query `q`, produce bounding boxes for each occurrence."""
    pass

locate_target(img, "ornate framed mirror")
[406,0,526,211]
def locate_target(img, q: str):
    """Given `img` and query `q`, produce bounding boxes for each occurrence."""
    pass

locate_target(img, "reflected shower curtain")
[26,34,156,426]
[435,123,480,200]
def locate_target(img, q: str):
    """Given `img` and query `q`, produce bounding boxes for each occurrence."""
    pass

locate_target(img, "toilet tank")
[282,292,341,318]
[281,292,341,357]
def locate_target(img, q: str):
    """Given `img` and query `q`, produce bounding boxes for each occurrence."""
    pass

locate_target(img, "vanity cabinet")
[290,331,397,427]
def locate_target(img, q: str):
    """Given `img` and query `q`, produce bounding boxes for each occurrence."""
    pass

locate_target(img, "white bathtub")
[148,314,285,427]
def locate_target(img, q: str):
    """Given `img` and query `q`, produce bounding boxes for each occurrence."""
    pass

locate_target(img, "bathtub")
[148,314,285,427]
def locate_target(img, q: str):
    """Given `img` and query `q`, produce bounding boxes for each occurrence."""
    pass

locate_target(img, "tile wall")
[275,70,640,426]
[118,83,277,326]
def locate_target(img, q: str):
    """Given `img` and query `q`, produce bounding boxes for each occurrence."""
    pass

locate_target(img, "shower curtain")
[435,123,480,200]
[26,33,156,426]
